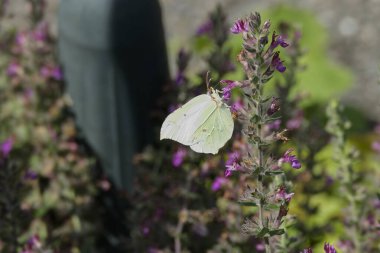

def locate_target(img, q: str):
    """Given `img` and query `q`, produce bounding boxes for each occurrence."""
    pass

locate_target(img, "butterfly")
[160,88,234,154]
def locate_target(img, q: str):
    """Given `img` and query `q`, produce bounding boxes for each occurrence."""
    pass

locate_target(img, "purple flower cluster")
[40,66,63,81]
[278,149,301,169]
[196,20,214,35]
[21,235,42,253]
[324,243,337,253]
[230,19,249,34]
[211,176,228,191]
[270,32,289,50]
[275,186,294,202]
[224,151,241,177]
[172,147,187,168]
[271,52,286,73]
[7,62,22,77]
[300,243,337,253]
[1,138,13,157]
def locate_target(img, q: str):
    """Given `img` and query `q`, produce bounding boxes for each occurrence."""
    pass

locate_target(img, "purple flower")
[225,151,241,177]
[271,52,286,73]
[168,104,179,113]
[270,32,289,50]
[256,242,265,251]
[24,170,38,180]
[26,235,41,250]
[175,72,185,86]
[16,32,28,48]
[32,22,48,42]
[221,80,241,101]
[211,177,228,191]
[148,247,160,253]
[142,226,150,236]
[172,148,187,168]
[51,67,63,81]
[267,97,280,116]
[300,249,313,253]
[1,138,13,157]
[372,141,380,153]
[275,186,294,202]
[286,110,304,130]
[230,19,249,34]
[278,149,301,169]
[7,62,21,77]
[40,66,51,78]
[196,20,213,35]
[324,243,337,253]
[231,100,244,114]
[268,119,281,131]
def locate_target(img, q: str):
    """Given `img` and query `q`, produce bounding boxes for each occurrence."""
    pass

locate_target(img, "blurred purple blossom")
[211,176,228,191]
[231,100,244,114]
[172,147,187,168]
[7,62,21,77]
[225,151,241,177]
[32,22,48,42]
[24,170,38,180]
[51,67,63,80]
[278,149,301,169]
[40,66,63,81]
[256,242,265,251]
[142,226,150,236]
[300,249,313,253]
[286,110,304,130]
[372,141,380,153]
[1,138,13,157]
[324,243,337,253]
[275,186,294,202]
[175,72,185,86]
[148,247,160,253]
[375,124,380,134]
[271,52,286,73]
[230,19,248,34]
[338,240,353,251]
[268,119,281,131]
[196,20,213,35]
[16,32,28,48]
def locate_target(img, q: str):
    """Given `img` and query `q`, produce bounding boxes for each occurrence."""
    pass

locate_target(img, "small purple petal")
[372,141,380,153]
[172,148,187,168]
[300,249,313,253]
[1,138,13,157]
[51,67,63,81]
[230,19,248,34]
[24,170,38,180]
[323,243,337,253]
[211,177,228,191]
[7,62,21,77]
[271,52,286,73]
[196,20,213,35]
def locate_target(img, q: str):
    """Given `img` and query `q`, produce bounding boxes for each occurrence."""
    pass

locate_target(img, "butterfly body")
[160,89,234,154]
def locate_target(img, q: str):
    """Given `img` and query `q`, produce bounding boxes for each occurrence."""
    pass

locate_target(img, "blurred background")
[0,0,379,253]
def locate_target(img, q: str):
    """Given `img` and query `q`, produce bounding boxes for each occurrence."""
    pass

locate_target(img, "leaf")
[238,201,258,207]
[268,228,285,236]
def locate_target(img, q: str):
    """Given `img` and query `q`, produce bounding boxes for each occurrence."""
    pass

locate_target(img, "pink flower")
[286,110,304,130]
[231,100,244,114]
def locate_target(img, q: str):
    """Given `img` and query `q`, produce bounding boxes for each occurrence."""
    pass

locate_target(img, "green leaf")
[268,229,285,236]
[238,201,258,207]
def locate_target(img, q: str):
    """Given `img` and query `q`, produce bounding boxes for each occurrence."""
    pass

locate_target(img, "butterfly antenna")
[206,71,212,93]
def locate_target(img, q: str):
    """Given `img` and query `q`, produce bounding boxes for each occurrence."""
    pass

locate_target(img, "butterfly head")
[208,88,224,107]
